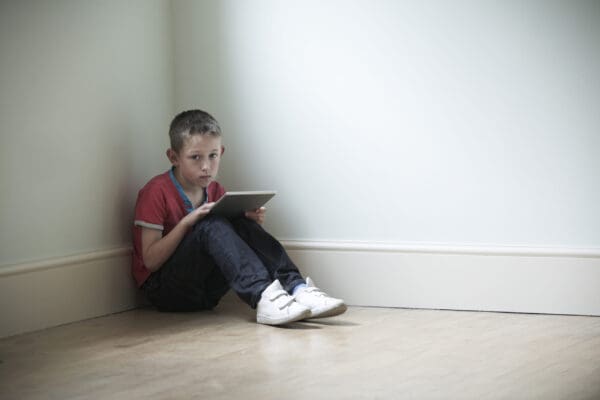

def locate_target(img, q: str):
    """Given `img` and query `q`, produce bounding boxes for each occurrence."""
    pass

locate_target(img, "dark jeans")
[141,215,305,312]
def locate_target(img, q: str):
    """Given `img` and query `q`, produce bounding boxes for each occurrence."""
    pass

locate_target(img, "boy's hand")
[245,207,266,225]
[182,202,215,228]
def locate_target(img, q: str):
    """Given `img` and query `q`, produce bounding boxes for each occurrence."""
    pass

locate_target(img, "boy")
[132,110,346,325]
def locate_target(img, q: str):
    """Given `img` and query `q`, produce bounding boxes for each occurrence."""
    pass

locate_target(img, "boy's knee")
[199,214,229,228]
[192,215,232,238]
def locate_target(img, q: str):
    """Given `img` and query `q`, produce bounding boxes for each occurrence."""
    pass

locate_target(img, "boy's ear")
[220,145,225,156]
[166,148,179,166]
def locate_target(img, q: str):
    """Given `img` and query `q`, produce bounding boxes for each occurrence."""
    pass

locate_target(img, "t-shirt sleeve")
[134,185,166,231]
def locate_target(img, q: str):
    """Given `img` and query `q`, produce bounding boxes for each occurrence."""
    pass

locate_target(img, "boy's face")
[167,134,224,190]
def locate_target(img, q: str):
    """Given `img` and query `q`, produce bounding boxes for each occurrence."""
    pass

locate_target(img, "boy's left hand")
[245,207,266,225]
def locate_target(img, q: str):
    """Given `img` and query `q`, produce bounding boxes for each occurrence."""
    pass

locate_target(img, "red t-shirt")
[132,170,226,287]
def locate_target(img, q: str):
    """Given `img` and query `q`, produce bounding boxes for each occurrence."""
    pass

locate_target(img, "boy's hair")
[169,110,221,152]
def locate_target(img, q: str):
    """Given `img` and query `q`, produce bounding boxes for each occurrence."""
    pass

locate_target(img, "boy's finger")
[202,202,215,210]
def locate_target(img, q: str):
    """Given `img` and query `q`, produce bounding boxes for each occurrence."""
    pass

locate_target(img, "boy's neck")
[170,167,206,208]
[174,167,202,188]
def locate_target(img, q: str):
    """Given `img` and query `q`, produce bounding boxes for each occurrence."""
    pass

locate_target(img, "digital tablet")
[209,191,276,218]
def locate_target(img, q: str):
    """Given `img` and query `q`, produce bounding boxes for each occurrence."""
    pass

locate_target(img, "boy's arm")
[141,202,215,271]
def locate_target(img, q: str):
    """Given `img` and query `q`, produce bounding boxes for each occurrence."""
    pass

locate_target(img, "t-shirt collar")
[169,168,208,213]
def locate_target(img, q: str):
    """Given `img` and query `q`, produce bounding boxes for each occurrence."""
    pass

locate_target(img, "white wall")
[0,0,173,266]
[1,1,599,335]
[173,0,600,249]
[0,0,174,336]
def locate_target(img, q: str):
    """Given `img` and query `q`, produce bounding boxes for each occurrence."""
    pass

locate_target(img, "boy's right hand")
[182,202,215,228]
[141,201,216,272]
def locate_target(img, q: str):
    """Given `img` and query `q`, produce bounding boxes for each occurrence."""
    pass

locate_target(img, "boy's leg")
[192,215,275,308]
[229,217,306,293]
[143,232,229,312]
[231,217,347,319]
[144,215,323,324]
[193,215,312,325]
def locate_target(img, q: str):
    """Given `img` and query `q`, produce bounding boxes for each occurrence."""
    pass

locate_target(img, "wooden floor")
[1,298,600,400]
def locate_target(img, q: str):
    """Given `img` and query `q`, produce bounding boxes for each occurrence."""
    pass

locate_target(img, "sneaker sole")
[307,303,347,319]
[257,308,312,326]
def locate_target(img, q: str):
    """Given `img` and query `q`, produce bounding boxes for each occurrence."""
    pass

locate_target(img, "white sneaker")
[294,277,347,319]
[256,280,311,325]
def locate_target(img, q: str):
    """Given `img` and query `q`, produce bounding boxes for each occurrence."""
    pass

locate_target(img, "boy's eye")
[190,155,200,160]
[209,153,218,159]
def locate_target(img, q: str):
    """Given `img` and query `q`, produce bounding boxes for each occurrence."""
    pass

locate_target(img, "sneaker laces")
[269,289,296,310]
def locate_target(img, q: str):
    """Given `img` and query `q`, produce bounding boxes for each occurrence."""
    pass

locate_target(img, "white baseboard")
[282,240,600,316]
[2,240,598,338]
[0,247,140,338]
